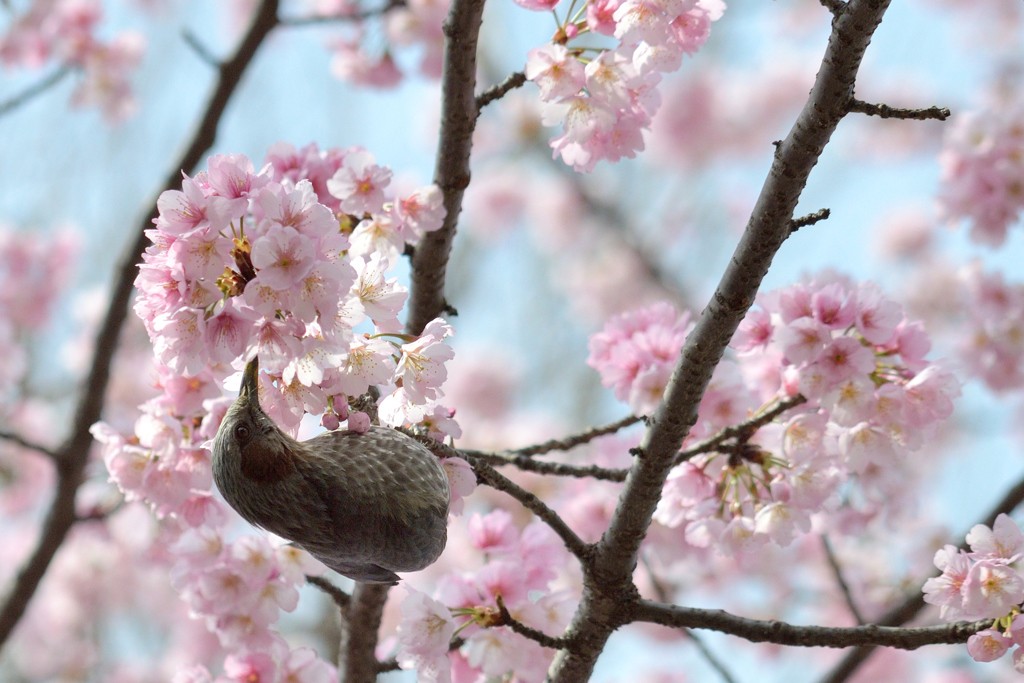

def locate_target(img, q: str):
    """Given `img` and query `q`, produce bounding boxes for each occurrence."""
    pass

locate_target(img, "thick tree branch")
[464,455,593,561]
[546,1,895,679]
[0,0,281,652]
[348,0,490,678]
[0,66,71,118]
[628,600,987,649]
[406,0,487,335]
[818,472,1024,683]
[847,98,950,121]
[475,71,526,111]
[339,583,389,683]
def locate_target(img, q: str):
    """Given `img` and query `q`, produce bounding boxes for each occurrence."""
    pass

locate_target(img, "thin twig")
[512,414,644,457]
[182,29,221,68]
[628,600,987,649]
[279,0,406,24]
[465,455,593,561]
[848,99,950,121]
[0,0,282,652]
[0,66,71,118]
[307,575,352,612]
[642,555,739,683]
[672,394,807,467]
[0,431,59,460]
[460,452,629,481]
[818,472,1024,683]
[790,208,831,235]
[376,637,464,673]
[820,0,846,15]
[821,536,865,625]
[495,595,570,649]
[475,71,526,111]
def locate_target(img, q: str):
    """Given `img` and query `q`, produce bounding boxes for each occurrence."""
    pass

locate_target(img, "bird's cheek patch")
[240,441,297,484]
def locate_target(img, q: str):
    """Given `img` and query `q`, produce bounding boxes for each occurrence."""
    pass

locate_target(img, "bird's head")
[212,357,298,484]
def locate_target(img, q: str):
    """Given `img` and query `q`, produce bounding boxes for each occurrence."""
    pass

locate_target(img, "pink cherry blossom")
[524,45,585,101]
[250,225,316,291]
[327,149,393,215]
[967,629,1012,663]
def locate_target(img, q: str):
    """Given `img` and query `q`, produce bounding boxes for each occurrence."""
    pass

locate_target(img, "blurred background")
[2,0,1024,680]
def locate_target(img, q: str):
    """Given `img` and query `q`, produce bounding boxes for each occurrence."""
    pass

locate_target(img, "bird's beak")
[240,356,261,410]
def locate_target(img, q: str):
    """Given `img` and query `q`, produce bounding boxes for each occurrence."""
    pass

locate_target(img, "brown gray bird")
[211,358,450,584]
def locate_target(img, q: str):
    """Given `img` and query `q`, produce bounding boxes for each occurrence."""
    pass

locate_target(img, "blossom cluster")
[590,273,960,555]
[318,0,448,87]
[89,141,465,680]
[523,0,725,172]
[955,263,1024,392]
[395,509,577,683]
[0,226,77,407]
[0,0,145,121]
[90,402,337,681]
[133,143,455,436]
[924,514,1024,669]
[938,101,1024,247]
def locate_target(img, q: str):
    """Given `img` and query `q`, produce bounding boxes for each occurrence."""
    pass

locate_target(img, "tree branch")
[847,98,950,121]
[475,71,526,111]
[405,0,487,335]
[0,0,281,652]
[546,0,895,679]
[672,394,806,467]
[339,583,389,683]
[641,555,739,683]
[460,452,629,481]
[820,0,846,15]
[628,600,987,650]
[464,455,593,561]
[789,208,831,236]
[495,595,570,649]
[822,536,866,625]
[0,66,71,118]
[511,414,644,457]
[0,431,59,460]
[279,0,406,24]
[818,471,1024,683]
[307,575,352,613]
[182,29,221,68]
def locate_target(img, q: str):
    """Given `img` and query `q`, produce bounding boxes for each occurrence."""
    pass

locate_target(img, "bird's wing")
[303,426,450,524]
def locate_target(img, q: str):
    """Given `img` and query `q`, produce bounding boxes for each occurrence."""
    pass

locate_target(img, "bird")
[211,357,450,584]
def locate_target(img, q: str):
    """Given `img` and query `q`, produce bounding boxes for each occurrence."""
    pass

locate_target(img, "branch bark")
[818,472,1024,683]
[628,600,987,649]
[338,583,390,683]
[405,0,487,335]
[336,0,490,678]
[0,0,281,651]
[545,1,894,679]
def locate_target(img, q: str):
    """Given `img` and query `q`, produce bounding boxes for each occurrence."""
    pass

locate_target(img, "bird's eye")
[235,425,251,440]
